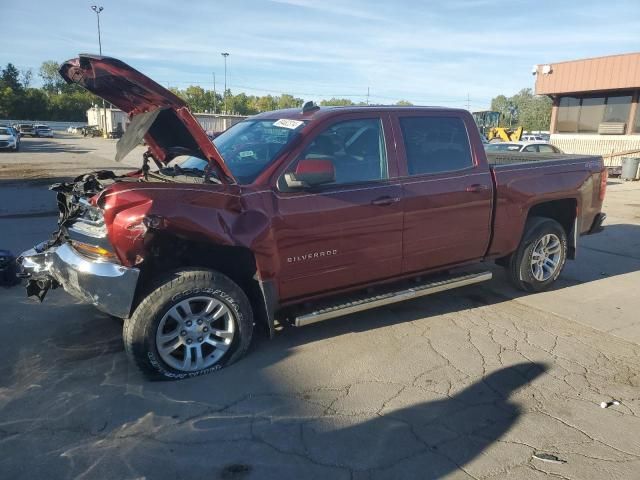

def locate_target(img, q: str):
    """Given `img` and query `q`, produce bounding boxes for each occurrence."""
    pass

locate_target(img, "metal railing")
[604,148,640,167]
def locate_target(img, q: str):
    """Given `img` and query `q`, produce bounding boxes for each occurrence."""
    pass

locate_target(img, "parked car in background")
[34,124,54,138]
[0,126,19,151]
[521,135,546,142]
[1,125,21,149]
[17,124,35,137]
[485,142,564,154]
[520,142,563,153]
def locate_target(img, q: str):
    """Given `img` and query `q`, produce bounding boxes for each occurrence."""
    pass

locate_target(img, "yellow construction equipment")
[472,110,523,142]
[487,126,523,142]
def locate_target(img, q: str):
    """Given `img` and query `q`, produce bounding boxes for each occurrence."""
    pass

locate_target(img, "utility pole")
[212,72,217,114]
[91,5,107,137]
[466,93,470,111]
[221,52,229,113]
[366,87,370,106]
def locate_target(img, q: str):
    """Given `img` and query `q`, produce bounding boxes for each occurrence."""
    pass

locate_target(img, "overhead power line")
[11,61,488,107]
[159,78,484,105]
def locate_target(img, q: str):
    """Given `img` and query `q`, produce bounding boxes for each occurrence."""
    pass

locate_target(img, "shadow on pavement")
[0,293,547,477]
[294,362,548,476]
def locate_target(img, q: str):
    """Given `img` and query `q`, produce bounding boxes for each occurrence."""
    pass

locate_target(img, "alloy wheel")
[530,233,562,282]
[155,296,235,371]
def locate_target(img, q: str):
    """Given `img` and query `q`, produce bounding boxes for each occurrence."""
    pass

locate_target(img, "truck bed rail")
[487,152,601,167]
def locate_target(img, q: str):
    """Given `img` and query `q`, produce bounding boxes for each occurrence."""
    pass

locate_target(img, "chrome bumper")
[19,242,140,318]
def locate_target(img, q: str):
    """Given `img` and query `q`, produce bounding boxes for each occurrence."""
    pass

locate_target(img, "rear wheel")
[124,269,253,380]
[507,217,567,292]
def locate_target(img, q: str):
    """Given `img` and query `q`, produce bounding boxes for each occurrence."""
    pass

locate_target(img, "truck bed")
[487,151,605,259]
[487,152,601,167]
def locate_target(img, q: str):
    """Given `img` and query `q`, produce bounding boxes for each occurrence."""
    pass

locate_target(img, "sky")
[2,0,639,110]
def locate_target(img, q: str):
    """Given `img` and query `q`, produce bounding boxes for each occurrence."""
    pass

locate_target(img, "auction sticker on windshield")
[273,119,304,129]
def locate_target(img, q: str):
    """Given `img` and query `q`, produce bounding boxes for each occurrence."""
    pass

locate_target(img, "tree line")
[3,59,550,125]
[0,60,415,121]
[165,87,413,115]
[0,61,100,121]
[490,88,552,131]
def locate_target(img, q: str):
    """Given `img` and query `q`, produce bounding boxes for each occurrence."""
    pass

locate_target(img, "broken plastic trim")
[25,277,58,302]
[115,107,165,163]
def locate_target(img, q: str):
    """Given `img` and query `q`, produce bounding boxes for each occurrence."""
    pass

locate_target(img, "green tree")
[511,88,551,131]
[490,89,551,131]
[48,90,96,121]
[490,95,511,121]
[254,94,277,112]
[320,97,354,106]
[227,92,252,115]
[204,90,222,113]
[277,93,303,109]
[183,85,208,112]
[39,60,66,93]
[15,89,49,119]
[20,69,33,88]
[396,100,413,106]
[1,63,22,91]
[0,86,17,117]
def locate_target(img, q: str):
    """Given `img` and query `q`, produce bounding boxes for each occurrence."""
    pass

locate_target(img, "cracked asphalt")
[1,136,640,479]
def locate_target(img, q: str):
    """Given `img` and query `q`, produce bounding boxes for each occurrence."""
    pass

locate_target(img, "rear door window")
[399,116,473,175]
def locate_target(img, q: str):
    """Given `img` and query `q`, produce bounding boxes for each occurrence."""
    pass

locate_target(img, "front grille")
[0,141,9,147]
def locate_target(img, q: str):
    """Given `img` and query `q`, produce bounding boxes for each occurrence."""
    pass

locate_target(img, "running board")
[293,271,492,327]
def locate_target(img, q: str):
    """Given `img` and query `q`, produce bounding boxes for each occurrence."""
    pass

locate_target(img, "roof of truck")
[251,105,467,122]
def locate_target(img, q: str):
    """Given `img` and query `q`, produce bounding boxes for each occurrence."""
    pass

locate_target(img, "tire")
[124,269,253,380]
[507,217,567,293]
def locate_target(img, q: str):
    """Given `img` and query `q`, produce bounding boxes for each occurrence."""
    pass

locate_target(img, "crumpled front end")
[18,171,141,318]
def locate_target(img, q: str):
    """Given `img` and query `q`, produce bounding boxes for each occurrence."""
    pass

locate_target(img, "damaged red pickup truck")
[19,55,607,379]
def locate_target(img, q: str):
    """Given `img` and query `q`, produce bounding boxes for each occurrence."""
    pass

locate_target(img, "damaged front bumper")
[19,242,140,318]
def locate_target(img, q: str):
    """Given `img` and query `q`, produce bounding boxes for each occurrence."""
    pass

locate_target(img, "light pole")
[91,5,107,137]
[212,72,217,114]
[221,52,229,113]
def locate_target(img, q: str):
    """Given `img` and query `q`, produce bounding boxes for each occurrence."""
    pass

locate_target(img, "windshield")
[0,128,11,135]
[213,119,306,183]
[485,143,521,152]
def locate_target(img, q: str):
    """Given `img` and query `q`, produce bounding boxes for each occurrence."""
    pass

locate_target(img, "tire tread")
[124,268,253,380]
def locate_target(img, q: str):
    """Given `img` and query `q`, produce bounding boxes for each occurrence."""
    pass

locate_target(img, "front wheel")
[507,217,567,292]
[124,269,254,380]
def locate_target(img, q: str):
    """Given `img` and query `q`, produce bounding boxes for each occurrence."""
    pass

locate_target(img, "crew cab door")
[392,112,493,274]
[273,113,403,301]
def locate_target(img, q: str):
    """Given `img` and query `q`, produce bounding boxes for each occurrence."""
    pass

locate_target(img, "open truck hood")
[59,54,235,183]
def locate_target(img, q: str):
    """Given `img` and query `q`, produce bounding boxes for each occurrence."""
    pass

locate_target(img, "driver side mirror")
[284,158,335,189]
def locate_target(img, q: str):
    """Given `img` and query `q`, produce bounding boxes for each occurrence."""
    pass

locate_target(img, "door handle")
[371,196,400,206]
[465,184,489,193]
